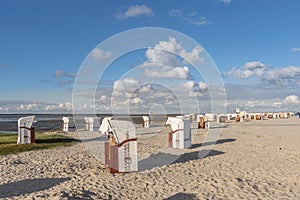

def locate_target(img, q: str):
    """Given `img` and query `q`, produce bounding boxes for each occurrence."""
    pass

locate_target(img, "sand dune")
[0,117,299,199]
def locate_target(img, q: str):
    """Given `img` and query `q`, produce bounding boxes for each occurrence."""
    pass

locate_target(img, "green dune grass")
[0,133,79,156]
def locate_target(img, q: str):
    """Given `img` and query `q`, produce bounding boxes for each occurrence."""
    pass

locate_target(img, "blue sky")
[0,0,300,113]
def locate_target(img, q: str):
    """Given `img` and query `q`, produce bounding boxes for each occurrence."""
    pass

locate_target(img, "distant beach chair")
[198,116,207,129]
[256,115,262,120]
[142,115,150,128]
[62,117,69,133]
[217,115,226,123]
[166,117,191,149]
[84,117,94,131]
[104,120,138,173]
[17,116,36,144]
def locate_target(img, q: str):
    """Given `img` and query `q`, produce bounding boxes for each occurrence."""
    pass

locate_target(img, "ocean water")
[0,114,75,133]
[0,114,170,133]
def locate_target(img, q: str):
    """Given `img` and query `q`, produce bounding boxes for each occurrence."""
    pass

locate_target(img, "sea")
[0,114,170,134]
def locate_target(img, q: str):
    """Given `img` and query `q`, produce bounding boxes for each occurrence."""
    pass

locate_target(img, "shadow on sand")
[190,138,236,149]
[0,178,70,198]
[36,138,79,144]
[139,138,235,171]
[164,192,198,200]
[139,149,225,171]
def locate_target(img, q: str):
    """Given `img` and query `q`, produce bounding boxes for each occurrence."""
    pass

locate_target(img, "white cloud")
[186,17,210,26]
[145,66,189,79]
[145,37,183,66]
[17,103,38,111]
[45,102,72,111]
[90,48,113,63]
[228,61,268,78]
[100,95,107,101]
[0,100,83,113]
[263,66,300,85]
[219,0,232,5]
[169,10,182,18]
[291,47,300,53]
[169,10,211,26]
[165,99,175,105]
[130,97,144,104]
[116,5,153,19]
[145,37,203,65]
[143,37,203,79]
[138,84,154,93]
[98,104,110,111]
[182,80,208,96]
[227,61,300,86]
[283,95,299,104]
[181,45,204,64]
[113,78,139,92]
[58,102,72,110]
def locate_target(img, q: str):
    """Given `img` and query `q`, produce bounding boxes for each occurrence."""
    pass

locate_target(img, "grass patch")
[0,133,79,156]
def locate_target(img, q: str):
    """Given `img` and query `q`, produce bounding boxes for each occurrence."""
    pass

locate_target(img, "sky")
[0,0,300,114]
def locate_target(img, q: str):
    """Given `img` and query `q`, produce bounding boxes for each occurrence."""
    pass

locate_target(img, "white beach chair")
[99,117,113,135]
[62,117,69,133]
[84,117,94,131]
[142,115,150,128]
[17,116,36,144]
[166,117,191,149]
[104,120,138,173]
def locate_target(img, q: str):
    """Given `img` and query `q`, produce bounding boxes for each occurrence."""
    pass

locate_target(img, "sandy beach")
[0,117,299,199]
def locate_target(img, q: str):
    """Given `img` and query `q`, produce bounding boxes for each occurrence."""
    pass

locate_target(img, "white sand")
[0,117,299,199]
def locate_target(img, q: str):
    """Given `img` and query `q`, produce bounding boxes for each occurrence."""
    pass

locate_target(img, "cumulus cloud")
[181,45,204,64]
[145,37,203,65]
[115,5,153,19]
[17,103,38,111]
[169,10,211,26]
[283,95,299,104]
[113,78,139,93]
[228,61,268,78]
[291,47,300,53]
[112,78,147,103]
[130,97,144,104]
[0,99,75,113]
[145,66,190,79]
[145,37,183,66]
[90,48,113,63]
[142,37,203,79]
[45,102,72,111]
[227,61,300,86]
[138,84,154,93]
[182,80,208,96]
[263,66,300,85]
